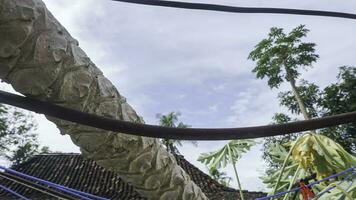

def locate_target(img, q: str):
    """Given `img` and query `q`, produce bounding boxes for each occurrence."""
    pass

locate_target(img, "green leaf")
[290,134,356,179]
[248,25,318,89]
[318,180,356,200]
[198,139,256,169]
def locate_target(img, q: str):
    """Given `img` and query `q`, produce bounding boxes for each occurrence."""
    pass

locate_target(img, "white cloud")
[208,104,218,112]
[212,83,227,91]
[1,0,355,192]
[177,94,187,100]
[226,81,282,127]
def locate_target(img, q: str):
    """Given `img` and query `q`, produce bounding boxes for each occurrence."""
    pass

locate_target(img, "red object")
[300,181,315,200]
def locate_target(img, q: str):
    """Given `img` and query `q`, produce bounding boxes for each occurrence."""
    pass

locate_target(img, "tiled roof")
[0,153,265,199]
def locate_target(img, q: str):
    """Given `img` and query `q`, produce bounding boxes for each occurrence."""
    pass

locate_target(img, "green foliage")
[264,69,356,196]
[156,112,185,128]
[0,104,50,165]
[264,67,356,159]
[289,134,356,179]
[278,80,320,117]
[7,142,51,166]
[198,140,256,200]
[318,181,356,200]
[272,113,292,124]
[0,105,36,154]
[156,111,196,154]
[249,24,356,199]
[319,66,356,153]
[263,114,300,169]
[248,25,319,89]
[208,166,232,187]
[262,136,356,198]
[261,144,309,195]
[320,66,356,115]
[198,140,256,169]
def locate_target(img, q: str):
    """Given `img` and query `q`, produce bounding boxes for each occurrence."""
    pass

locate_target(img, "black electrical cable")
[112,0,356,20]
[0,90,355,140]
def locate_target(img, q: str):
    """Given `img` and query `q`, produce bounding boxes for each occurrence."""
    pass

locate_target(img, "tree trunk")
[289,78,310,120]
[227,144,244,200]
[0,0,207,199]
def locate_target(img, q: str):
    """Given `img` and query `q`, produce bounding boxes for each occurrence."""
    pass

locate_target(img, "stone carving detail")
[0,0,208,199]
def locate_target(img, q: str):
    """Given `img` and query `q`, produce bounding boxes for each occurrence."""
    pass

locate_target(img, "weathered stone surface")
[0,0,208,199]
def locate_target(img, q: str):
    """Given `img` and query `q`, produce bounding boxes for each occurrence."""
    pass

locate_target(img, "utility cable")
[112,0,356,20]
[0,90,355,140]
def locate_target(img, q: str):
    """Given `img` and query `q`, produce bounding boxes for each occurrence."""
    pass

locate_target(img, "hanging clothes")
[299,181,315,200]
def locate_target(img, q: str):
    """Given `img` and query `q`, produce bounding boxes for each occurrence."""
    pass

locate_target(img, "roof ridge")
[3,153,266,199]
[173,154,237,191]
[37,153,80,156]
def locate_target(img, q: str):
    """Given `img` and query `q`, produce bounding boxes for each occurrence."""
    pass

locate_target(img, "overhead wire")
[0,90,355,140]
[112,0,356,20]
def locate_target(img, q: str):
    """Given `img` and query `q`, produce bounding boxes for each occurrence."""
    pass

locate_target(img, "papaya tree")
[265,67,356,159]
[0,0,207,199]
[262,67,356,199]
[198,139,256,200]
[248,25,356,198]
[249,25,318,120]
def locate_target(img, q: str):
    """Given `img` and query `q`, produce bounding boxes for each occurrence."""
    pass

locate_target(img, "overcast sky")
[1,0,356,192]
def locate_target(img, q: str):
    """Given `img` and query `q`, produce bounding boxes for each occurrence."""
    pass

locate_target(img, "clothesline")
[0,166,109,200]
[256,166,356,200]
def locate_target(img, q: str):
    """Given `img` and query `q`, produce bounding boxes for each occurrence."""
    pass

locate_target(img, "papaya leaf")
[198,139,256,169]
[290,134,356,179]
[318,180,356,200]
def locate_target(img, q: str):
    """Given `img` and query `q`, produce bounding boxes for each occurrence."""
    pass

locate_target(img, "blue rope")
[315,171,355,198]
[0,166,109,200]
[338,177,355,200]
[0,184,29,200]
[256,166,356,200]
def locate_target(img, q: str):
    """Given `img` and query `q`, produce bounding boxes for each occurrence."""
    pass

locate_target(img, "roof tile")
[0,153,265,199]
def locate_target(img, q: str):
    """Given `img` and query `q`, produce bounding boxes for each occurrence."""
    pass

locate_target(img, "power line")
[0,90,355,140]
[112,0,356,20]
